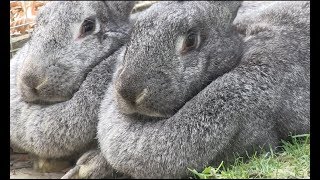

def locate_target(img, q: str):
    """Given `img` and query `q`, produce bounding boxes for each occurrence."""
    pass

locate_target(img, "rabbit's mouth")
[116,100,167,118]
[114,89,167,118]
[19,88,71,105]
[18,82,71,105]
[16,73,71,105]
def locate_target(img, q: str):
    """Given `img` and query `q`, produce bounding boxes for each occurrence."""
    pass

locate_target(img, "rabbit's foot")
[61,149,125,179]
[33,158,72,173]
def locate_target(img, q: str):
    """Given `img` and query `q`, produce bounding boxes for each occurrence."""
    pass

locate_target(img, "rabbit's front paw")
[61,149,122,179]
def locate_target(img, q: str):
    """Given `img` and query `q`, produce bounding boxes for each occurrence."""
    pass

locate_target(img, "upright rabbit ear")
[104,1,136,21]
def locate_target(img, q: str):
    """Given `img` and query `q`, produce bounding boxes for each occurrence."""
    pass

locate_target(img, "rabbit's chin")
[20,93,71,105]
[16,76,75,105]
[117,103,167,118]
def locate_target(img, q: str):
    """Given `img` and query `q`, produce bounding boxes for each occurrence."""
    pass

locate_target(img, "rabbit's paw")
[33,158,72,173]
[61,150,122,179]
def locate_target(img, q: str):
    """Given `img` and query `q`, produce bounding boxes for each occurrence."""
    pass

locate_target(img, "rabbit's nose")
[22,73,47,92]
[115,81,148,106]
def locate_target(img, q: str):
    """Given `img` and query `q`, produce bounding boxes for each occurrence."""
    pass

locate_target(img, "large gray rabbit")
[65,1,310,179]
[10,1,135,172]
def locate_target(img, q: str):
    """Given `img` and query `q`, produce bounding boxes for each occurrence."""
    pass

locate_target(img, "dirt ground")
[10,153,67,179]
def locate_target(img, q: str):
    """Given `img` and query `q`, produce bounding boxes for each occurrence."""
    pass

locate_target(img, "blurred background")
[10,1,47,58]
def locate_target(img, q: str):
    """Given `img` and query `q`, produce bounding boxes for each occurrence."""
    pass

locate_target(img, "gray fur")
[114,1,243,117]
[10,1,135,159]
[96,1,309,178]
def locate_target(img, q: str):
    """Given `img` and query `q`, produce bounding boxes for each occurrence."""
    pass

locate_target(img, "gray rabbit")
[64,1,310,179]
[10,1,135,172]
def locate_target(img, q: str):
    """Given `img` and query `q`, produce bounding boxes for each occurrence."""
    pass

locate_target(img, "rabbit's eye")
[79,18,95,38]
[181,31,200,54]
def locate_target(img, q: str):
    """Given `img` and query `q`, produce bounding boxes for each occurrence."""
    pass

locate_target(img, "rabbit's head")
[16,1,135,104]
[114,1,243,117]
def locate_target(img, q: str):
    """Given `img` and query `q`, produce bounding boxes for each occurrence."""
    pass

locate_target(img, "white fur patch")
[135,88,148,105]
[71,22,82,40]
[175,35,185,53]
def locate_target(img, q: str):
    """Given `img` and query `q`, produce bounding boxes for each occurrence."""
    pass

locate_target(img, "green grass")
[188,134,310,179]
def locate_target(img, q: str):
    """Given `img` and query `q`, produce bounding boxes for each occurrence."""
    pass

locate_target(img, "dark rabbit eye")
[185,33,197,48]
[181,31,200,54]
[79,18,95,38]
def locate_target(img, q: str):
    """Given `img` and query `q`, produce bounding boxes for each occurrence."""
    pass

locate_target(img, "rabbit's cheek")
[36,84,70,101]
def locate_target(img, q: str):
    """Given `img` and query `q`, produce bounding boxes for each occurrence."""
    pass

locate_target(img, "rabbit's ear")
[104,1,136,21]
[211,1,242,21]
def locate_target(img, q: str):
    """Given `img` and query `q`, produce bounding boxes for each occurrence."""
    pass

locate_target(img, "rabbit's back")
[234,1,310,136]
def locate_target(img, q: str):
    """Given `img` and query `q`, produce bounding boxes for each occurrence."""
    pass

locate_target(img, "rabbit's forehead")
[136,2,208,33]
[37,2,87,26]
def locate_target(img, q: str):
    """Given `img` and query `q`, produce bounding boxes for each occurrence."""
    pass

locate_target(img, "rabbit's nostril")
[22,74,46,91]
[115,83,147,106]
[23,74,38,89]
[116,86,135,105]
